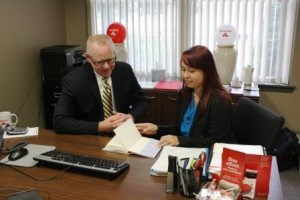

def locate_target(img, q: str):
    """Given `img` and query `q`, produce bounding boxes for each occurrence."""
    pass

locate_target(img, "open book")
[150,145,209,179]
[102,118,162,158]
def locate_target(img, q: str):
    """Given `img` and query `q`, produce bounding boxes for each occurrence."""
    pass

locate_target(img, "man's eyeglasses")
[89,56,117,67]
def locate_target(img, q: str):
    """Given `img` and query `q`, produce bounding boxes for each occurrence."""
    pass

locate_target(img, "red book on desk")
[154,81,182,91]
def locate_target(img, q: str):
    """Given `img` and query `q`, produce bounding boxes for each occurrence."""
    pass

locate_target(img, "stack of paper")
[150,145,209,177]
[208,143,265,174]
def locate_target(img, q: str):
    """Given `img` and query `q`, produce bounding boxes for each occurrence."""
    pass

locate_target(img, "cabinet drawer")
[161,92,178,124]
[142,90,161,124]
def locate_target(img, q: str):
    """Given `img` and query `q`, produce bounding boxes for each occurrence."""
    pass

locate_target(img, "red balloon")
[106,22,127,43]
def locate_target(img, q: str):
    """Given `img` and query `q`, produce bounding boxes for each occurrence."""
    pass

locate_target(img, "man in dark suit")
[53,34,148,135]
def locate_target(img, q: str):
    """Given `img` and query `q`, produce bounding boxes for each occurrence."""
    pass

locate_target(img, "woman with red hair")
[136,45,236,148]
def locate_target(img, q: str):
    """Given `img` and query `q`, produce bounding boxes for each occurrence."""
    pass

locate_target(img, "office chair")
[232,97,285,151]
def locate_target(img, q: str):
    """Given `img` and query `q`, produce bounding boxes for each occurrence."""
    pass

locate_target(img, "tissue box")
[151,69,165,82]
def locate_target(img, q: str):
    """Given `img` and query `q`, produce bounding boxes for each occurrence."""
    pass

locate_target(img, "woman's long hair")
[180,45,232,114]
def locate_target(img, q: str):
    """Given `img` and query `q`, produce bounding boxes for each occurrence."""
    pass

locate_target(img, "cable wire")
[0,161,71,181]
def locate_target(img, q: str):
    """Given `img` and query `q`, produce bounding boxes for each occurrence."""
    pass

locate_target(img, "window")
[88,0,299,85]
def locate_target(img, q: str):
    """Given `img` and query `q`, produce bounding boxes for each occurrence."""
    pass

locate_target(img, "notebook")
[154,81,182,91]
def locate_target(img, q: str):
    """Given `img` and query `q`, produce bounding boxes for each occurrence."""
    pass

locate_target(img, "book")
[150,145,209,179]
[154,81,182,91]
[208,143,265,174]
[102,118,162,158]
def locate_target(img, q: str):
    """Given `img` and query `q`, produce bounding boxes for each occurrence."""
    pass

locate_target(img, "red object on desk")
[154,81,182,91]
[220,148,272,198]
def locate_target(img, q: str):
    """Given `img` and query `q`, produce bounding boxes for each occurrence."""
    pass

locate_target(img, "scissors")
[193,151,207,170]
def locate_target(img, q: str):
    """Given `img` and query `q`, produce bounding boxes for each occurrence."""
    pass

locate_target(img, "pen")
[186,157,196,169]
[182,158,189,169]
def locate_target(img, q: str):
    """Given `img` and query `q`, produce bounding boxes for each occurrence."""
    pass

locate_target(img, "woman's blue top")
[180,95,197,136]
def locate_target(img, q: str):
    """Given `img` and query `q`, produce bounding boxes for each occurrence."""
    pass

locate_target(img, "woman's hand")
[158,135,179,147]
[135,123,158,135]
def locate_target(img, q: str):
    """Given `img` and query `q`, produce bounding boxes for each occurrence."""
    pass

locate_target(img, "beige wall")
[64,0,88,49]
[260,11,300,132]
[0,0,66,127]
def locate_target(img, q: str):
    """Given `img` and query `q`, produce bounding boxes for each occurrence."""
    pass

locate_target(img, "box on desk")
[151,69,165,82]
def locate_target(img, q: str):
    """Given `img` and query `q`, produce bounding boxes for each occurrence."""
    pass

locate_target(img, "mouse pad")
[0,144,56,167]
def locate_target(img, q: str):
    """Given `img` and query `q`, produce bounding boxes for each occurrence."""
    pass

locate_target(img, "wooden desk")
[229,84,260,103]
[0,129,282,200]
[140,81,260,124]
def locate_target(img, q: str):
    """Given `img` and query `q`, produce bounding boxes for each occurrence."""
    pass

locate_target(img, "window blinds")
[89,0,298,85]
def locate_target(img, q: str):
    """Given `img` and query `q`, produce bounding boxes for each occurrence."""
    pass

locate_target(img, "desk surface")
[0,129,282,200]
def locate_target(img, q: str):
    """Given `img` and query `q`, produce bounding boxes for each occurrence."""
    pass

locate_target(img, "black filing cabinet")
[41,45,85,129]
[42,84,61,129]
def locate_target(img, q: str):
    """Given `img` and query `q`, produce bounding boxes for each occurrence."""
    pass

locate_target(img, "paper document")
[150,146,209,178]
[208,143,265,173]
[3,127,39,139]
[102,118,162,158]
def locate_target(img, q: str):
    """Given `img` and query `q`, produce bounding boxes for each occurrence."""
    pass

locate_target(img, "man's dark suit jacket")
[53,61,148,134]
[156,91,236,148]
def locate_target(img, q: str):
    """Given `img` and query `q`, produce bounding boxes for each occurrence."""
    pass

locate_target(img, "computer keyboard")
[33,150,129,178]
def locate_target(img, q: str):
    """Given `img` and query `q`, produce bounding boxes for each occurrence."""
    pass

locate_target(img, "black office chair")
[232,97,285,151]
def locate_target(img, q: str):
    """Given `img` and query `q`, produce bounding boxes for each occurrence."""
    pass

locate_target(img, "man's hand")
[98,112,134,132]
[110,112,133,128]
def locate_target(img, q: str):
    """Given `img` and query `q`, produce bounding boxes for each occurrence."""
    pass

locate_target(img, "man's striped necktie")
[102,77,113,119]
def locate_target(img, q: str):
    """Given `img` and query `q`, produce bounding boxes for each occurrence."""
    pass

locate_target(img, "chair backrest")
[232,97,285,150]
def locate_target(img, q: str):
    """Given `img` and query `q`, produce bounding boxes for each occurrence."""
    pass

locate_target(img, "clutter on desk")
[208,146,272,199]
[195,179,240,200]
[150,146,209,180]
[177,157,205,198]
[244,85,260,91]
[230,77,242,88]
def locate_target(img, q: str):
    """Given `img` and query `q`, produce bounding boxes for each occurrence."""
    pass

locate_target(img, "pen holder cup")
[177,158,202,198]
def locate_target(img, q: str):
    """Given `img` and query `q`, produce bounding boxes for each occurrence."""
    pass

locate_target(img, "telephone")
[4,124,28,135]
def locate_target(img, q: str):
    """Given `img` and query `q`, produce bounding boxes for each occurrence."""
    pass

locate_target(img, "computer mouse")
[8,148,28,161]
